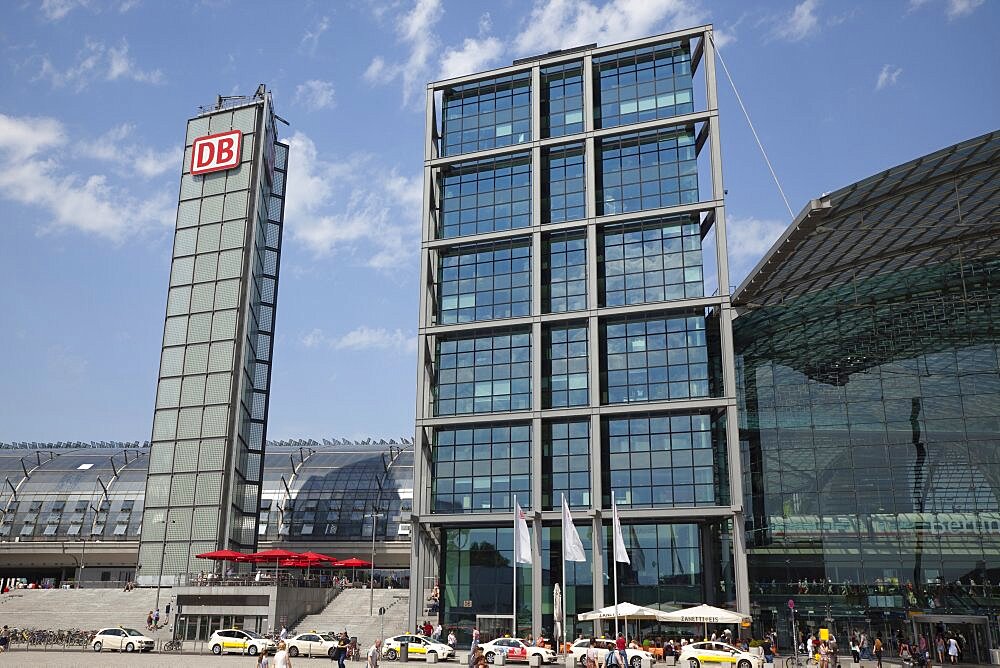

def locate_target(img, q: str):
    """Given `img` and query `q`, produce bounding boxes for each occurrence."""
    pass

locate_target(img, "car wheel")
[93,641,103,652]
[290,646,300,657]
[249,645,260,656]
[486,651,497,664]
[689,659,701,668]
[387,649,399,660]
[579,655,588,666]
[125,642,135,653]
[631,657,642,668]
[739,660,753,668]
[212,644,223,655]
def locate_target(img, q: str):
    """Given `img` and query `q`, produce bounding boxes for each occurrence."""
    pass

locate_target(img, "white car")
[91,627,155,653]
[479,638,558,664]
[570,638,656,668]
[677,641,763,668]
[209,628,276,656]
[286,631,339,658]
[383,634,456,661]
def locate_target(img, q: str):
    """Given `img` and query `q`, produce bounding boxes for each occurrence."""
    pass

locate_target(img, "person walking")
[153,608,160,628]
[146,611,154,630]
[434,624,443,642]
[257,648,273,668]
[448,631,457,649]
[947,636,959,664]
[274,641,293,668]
[368,639,383,668]
[874,634,883,668]
[333,632,349,667]
[586,638,599,668]
[936,636,946,664]
[616,633,626,651]
[280,625,288,641]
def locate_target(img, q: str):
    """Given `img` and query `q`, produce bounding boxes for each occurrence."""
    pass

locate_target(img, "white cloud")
[0,113,173,241]
[282,131,422,270]
[875,64,903,91]
[513,0,704,56]
[300,326,416,353]
[438,36,504,80]
[294,79,336,111]
[772,0,820,42]
[38,38,162,90]
[40,0,88,20]
[726,216,788,286]
[909,0,984,18]
[76,123,182,178]
[300,15,331,55]
[364,0,443,106]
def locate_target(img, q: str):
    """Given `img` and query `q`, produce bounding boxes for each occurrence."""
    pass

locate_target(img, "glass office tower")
[411,26,749,638]
[137,88,289,584]
[734,132,1000,659]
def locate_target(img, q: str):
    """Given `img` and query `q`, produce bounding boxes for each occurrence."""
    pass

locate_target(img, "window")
[433,424,531,512]
[594,42,693,129]
[543,420,591,510]
[603,414,718,507]
[598,126,698,215]
[434,329,532,416]
[439,153,531,238]
[544,324,589,408]
[602,313,710,404]
[601,215,703,306]
[438,238,531,324]
[543,145,586,224]
[43,525,58,536]
[542,61,584,138]
[441,73,531,156]
[544,231,587,313]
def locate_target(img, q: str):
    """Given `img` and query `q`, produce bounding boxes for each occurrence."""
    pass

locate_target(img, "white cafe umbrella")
[657,604,750,641]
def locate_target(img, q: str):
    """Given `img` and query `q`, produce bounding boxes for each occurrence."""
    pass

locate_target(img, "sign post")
[379,606,386,643]
[788,600,797,664]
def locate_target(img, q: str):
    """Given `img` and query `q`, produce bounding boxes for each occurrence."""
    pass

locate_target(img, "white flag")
[562,495,587,563]
[514,501,532,564]
[612,496,630,564]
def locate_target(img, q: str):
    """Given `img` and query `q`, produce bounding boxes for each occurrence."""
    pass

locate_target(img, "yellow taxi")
[383,634,456,661]
[208,628,276,656]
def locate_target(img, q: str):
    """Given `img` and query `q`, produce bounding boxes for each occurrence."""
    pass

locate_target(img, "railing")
[177,572,344,589]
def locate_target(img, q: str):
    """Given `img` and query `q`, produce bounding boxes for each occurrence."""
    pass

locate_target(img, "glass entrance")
[477,615,515,642]
[912,616,992,664]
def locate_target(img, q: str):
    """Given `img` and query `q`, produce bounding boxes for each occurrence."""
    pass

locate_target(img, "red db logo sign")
[191,130,242,176]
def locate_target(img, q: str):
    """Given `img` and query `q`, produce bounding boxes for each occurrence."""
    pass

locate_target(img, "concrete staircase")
[293,588,410,647]
[0,588,173,638]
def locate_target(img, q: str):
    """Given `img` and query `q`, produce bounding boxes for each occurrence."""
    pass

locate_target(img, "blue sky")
[1,0,996,443]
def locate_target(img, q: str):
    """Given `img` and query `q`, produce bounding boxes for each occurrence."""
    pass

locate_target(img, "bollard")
[496,651,507,665]
[566,655,578,668]
[642,657,654,668]
[401,641,410,662]
[428,651,439,664]
[530,655,542,667]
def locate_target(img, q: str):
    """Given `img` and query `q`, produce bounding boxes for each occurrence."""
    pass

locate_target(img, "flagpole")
[612,490,620,638]
[513,494,518,639]
[561,494,568,656]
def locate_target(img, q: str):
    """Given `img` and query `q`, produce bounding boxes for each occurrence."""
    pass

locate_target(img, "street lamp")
[368,508,384,616]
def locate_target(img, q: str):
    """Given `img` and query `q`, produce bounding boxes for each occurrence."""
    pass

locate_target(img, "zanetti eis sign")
[191,129,242,176]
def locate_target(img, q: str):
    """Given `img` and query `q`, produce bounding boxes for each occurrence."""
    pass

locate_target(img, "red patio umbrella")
[299,551,338,563]
[280,553,327,578]
[336,556,372,582]
[246,549,302,578]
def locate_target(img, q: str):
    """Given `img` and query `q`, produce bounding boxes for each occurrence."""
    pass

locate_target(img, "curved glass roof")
[0,439,413,544]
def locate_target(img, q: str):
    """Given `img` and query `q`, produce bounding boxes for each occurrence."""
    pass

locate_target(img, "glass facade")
[594,42,693,129]
[597,126,699,216]
[601,312,712,404]
[438,238,531,324]
[734,131,1000,656]
[439,154,532,238]
[432,424,531,513]
[600,215,703,307]
[441,73,531,156]
[434,330,532,416]
[138,94,288,583]
[419,27,744,637]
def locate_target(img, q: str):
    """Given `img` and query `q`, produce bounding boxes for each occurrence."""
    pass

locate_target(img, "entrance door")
[913,617,990,664]
[477,615,515,642]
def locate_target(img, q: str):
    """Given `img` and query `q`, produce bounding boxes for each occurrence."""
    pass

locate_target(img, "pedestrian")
[472,627,481,650]
[146,610,153,630]
[280,625,288,640]
[947,637,959,664]
[586,638,599,668]
[153,608,160,627]
[166,601,171,618]
[874,634,883,668]
[471,647,488,668]
[434,623,443,641]
[275,640,292,668]
[617,633,626,651]
[257,647,273,668]
[850,636,860,664]
[0,625,9,653]
[333,632,349,668]
[448,631,457,649]
[423,620,433,637]
[936,636,946,664]
[368,639,383,668]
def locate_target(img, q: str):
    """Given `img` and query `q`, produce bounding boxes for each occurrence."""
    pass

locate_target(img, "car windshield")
[243,630,263,639]
[123,629,144,636]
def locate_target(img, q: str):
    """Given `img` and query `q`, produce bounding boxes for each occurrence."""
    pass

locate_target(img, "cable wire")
[709,33,795,220]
